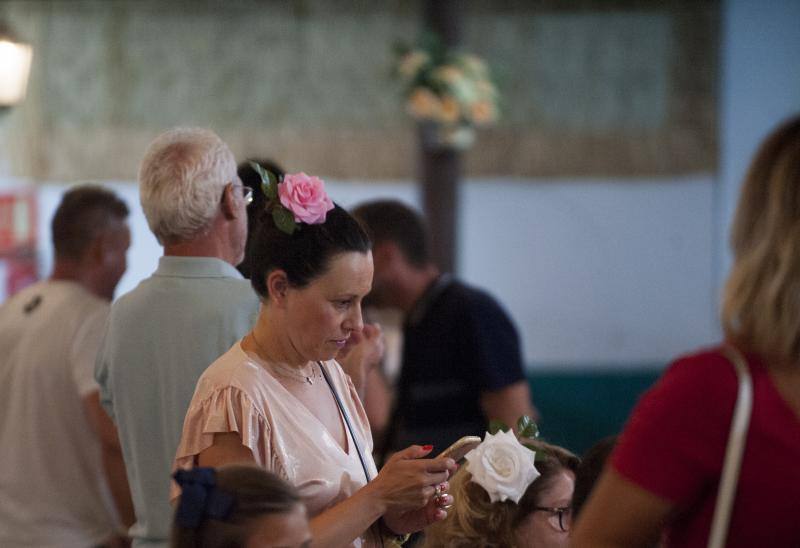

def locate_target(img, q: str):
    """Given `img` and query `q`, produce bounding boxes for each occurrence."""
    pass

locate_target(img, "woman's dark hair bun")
[248,203,371,297]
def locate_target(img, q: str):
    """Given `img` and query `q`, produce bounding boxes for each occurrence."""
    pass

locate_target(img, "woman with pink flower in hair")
[172,169,457,547]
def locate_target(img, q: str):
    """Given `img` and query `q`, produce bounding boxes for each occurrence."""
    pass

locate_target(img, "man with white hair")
[95,128,259,547]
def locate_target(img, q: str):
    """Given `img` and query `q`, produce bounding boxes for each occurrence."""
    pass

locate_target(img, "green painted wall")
[528,366,662,455]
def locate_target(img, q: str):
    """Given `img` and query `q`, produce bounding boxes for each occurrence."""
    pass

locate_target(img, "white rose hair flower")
[464,429,541,504]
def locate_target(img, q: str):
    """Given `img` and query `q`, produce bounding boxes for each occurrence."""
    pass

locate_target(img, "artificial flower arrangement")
[465,416,542,503]
[250,162,334,235]
[393,34,500,149]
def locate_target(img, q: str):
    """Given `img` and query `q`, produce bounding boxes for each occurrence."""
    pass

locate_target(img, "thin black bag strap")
[318,361,372,483]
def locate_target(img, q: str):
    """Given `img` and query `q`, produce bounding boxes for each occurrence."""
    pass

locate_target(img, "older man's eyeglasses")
[238,185,254,205]
[221,183,253,205]
[224,184,253,206]
[533,506,571,532]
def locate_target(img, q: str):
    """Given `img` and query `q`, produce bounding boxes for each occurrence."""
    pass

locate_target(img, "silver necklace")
[250,332,319,385]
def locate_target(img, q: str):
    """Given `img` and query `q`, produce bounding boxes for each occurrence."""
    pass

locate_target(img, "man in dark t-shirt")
[353,200,537,456]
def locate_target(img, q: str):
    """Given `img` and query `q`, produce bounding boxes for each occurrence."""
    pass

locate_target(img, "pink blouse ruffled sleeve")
[171,385,271,500]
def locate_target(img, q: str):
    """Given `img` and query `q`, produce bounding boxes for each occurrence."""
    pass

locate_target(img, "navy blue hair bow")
[173,468,236,529]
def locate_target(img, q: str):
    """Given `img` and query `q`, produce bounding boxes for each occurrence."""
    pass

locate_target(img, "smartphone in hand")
[436,436,482,462]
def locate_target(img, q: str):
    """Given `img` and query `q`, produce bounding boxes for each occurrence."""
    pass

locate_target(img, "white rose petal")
[464,429,540,503]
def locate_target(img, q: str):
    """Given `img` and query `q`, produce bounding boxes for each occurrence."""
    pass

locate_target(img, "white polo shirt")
[0,280,120,547]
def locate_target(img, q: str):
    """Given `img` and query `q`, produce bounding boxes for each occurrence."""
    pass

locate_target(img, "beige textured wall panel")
[0,0,717,182]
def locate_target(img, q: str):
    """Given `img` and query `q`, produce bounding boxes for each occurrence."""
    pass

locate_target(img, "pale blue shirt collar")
[153,256,245,280]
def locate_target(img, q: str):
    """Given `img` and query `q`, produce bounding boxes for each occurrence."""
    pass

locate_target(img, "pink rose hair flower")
[278,172,334,225]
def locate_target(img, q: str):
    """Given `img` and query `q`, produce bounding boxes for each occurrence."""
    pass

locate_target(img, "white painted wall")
[27,175,717,369]
[459,177,717,366]
[717,0,800,291]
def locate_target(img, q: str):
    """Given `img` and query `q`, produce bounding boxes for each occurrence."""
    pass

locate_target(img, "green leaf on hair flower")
[267,170,279,189]
[264,178,278,201]
[250,161,279,201]
[250,161,268,182]
[488,419,510,435]
[272,207,297,235]
[516,415,539,439]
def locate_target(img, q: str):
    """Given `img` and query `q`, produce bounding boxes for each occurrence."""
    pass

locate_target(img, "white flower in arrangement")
[464,429,541,504]
[448,77,479,106]
[439,125,475,149]
[461,54,489,79]
[398,50,430,80]
[432,65,465,86]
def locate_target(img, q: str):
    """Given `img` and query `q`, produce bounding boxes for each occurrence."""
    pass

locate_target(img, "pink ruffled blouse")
[172,341,380,547]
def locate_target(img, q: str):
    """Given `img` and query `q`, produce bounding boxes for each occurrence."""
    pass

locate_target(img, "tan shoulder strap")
[708,346,753,548]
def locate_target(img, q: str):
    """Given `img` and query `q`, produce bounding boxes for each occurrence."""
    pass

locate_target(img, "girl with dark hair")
[173,172,456,547]
[171,465,310,548]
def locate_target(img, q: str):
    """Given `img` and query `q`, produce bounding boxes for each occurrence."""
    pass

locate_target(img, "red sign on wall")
[0,190,38,300]
[0,192,36,253]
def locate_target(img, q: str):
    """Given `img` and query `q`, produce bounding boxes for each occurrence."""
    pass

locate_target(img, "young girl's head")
[171,465,310,548]
[423,436,579,548]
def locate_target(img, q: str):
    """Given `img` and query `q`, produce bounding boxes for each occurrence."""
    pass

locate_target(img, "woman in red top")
[572,115,800,547]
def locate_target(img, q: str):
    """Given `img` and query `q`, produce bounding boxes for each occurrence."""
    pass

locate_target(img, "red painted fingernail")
[422,444,433,451]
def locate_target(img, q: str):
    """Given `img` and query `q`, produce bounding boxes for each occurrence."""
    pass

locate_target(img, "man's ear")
[220,183,239,220]
[84,233,107,266]
[372,241,402,269]
[266,270,290,307]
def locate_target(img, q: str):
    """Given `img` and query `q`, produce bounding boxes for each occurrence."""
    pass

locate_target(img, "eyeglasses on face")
[532,506,571,532]
[238,185,254,205]
[223,183,254,206]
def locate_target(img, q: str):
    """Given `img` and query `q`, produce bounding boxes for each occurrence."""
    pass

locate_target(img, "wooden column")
[420,0,462,274]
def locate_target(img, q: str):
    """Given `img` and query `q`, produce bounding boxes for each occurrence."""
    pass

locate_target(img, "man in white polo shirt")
[0,185,132,547]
